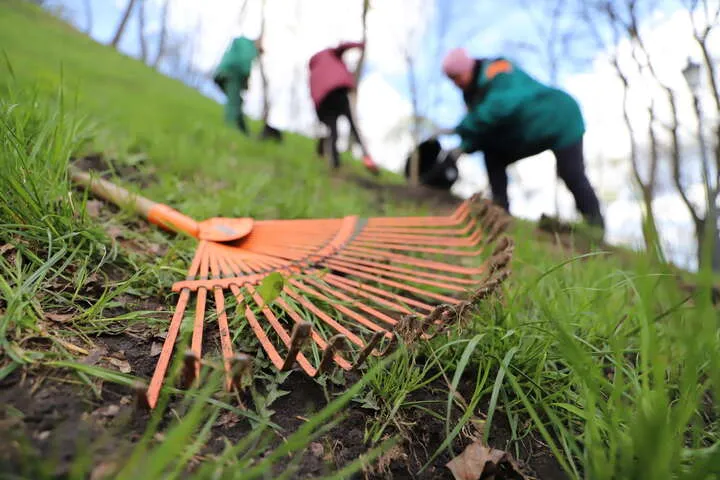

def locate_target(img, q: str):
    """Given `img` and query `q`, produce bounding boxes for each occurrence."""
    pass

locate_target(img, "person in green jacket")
[213,36,262,134]
[441,47,605,229]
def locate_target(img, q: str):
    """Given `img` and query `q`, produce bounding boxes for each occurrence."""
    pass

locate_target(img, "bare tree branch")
[83,0,92,35]
[258,0,270,124]
[688,4,720,113]
[110,0,137,49]
[348,0,370,151]
[152,0,170,69]
[353,0,370,89]
[137,0,148,63]
[406,49,421,186]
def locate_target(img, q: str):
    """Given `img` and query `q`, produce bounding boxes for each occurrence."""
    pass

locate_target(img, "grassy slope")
[1,1,719,479]
[1,1,416,222]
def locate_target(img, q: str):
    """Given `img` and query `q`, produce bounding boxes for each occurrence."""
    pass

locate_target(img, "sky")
[44,0,720,271]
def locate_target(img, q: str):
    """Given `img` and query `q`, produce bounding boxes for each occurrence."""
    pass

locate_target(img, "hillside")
[1,1,718,479]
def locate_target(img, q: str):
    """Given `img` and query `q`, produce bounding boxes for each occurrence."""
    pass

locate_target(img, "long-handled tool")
[70,167,513,409]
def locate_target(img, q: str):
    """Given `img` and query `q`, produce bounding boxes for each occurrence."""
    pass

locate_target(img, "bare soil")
[0,340,566,479]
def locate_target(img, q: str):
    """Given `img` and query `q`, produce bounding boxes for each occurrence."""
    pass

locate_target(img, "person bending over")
[309,41,379,175]
[441,47,605,229]
[213,36,262,135]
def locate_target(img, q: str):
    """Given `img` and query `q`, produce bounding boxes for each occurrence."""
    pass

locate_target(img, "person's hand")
[448,147,465,159]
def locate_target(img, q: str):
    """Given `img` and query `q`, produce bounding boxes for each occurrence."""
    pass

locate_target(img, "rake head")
[142,195,514,409]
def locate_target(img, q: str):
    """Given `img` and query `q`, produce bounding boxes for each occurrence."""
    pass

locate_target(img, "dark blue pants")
[484,138,604,228]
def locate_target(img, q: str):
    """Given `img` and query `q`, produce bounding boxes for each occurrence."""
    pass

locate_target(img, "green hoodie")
[214,37,258,83]
[455,58,585,159]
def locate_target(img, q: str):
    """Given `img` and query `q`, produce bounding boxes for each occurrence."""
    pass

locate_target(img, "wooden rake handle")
[69,166,201,238]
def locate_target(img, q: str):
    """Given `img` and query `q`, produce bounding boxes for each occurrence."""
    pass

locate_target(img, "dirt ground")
[0,161,573,479]
[0,331,566,479]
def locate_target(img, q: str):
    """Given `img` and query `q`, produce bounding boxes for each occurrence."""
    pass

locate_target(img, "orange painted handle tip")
[148,204,201,238]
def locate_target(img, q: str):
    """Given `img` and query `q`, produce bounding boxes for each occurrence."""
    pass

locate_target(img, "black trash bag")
[404,138,460,190]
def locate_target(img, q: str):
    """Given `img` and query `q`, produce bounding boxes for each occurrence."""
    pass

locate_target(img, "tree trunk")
[612,47,662,254]
[406,52,420,186]
[258,0,270,125]
[110,0,137,49]
[152,0,170,69]
[83,0,92,35]
[137,0,148,63]
[695,215,720,272]
[350,0,370,112]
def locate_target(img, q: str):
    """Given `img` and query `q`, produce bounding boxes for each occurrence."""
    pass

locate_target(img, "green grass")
[1,0,719,478]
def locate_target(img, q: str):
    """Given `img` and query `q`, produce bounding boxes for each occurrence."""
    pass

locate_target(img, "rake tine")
[283,287,367,348]
[492,236,514,256]
[319,334,346,374]
[274,297,353,372]
[420,305,451,339]
[375,333,398,357]
[488,251,513,275]
[483,204,502,223]
[190,252,211,382]
[352,330,385,370]
[398,314,424,344]
[281,322,312,371]
[471,199,491,218]
[182,349,200,389]
[486,217,511,244]
[470,270,511,302]
[209,248,235,392]
[146,287,193,409]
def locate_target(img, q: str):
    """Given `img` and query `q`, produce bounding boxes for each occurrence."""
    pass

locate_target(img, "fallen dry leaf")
[93,404,120,418]
[85,200,104,218]
[150,341,163,357]
[46,312,74,323]
[309,442,324,458]
[446,438,529,480]
[106,224,125,240]
[108,357,132,374]
[216,411,241,429]
[82,347,109,366]
[55,337,90,356]
[146,241,166,256]
[90,461,118,480]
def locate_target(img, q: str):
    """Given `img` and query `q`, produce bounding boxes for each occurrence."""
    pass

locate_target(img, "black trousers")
[316,88,368,168]
[485,139,604,228]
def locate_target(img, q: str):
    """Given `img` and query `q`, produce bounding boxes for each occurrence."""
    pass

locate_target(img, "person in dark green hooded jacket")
[213,36,262,134]
[441,47,604,229]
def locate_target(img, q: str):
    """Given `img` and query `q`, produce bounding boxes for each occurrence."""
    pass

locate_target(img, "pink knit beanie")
[442,48,474,78]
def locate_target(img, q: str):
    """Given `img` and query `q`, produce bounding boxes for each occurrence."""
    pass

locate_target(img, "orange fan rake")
[70,167,514,409]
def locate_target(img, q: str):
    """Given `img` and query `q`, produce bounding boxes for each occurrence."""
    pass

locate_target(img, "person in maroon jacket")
[309,41,379,175]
